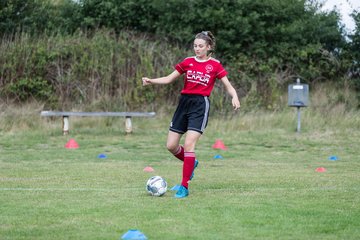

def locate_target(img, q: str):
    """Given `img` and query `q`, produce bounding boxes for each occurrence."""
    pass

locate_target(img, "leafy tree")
[79,0,154,32]
[76,0,346,81]
[0,0,81,36]
[347,10,360,105]
[348,10,360,74]
[0,0,50,35]
[45,0,82,34]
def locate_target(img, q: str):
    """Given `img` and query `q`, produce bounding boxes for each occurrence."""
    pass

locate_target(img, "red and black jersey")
[175,56,227,96]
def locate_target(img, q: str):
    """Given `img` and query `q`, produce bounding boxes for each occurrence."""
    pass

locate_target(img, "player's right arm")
[142,70,181,86]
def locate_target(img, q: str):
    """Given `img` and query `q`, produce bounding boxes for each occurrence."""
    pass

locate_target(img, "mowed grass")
[0,110,360,239]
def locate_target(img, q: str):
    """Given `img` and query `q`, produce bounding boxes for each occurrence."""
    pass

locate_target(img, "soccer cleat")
[174,185,189,198]
[190,159,199,180]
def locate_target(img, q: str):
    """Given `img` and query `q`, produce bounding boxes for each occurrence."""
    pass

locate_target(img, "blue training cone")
[328,155,339,161]
[121,229,147,240]
[97,153,107,159]
[213,154,223,159]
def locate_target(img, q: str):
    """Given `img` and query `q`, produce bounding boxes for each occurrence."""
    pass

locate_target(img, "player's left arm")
[219,76,241,110]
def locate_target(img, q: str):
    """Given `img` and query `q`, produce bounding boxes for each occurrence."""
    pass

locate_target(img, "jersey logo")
[205,64,213,73]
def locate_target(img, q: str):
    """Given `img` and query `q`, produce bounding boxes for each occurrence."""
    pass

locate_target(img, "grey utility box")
[288,79,309,107]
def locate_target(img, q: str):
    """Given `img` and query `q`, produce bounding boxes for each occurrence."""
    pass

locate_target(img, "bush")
[3,77,54,102]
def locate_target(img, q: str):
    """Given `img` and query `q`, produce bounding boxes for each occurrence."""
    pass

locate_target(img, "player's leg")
[184,96,208,181]
[175,130,201,198]
[182,130,201,185]
[166,130,184,161]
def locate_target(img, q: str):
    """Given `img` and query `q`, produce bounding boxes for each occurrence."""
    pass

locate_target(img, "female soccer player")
[142,31,240,198]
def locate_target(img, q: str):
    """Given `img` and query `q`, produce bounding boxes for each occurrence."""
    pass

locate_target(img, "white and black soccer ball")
[146,176,167,197]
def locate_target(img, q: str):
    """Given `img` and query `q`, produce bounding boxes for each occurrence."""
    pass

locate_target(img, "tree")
[347,10,360,105]
[348,10,360,75]
[0,0,81,36]
[79,0,154,32]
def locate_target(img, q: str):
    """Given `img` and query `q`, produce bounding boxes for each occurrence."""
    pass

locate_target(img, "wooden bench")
[40,111,156,135]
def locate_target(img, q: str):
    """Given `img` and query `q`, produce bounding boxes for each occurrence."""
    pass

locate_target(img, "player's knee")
[166,142,177,153]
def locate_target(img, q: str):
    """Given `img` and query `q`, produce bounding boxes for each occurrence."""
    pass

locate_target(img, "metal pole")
[297,106,301,133]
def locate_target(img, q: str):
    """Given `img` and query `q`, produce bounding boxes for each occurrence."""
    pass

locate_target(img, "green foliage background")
[0,0,359,110]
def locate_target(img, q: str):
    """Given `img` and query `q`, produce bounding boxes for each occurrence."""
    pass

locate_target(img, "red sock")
[173,145,184,161]
[181,152,195,188]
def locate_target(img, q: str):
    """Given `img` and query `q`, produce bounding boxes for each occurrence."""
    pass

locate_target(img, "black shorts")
[169,94,210,134]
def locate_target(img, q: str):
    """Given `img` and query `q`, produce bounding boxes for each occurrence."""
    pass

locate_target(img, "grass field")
[1,108,360,239]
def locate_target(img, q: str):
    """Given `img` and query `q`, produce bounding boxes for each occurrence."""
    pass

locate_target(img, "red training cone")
[143,166,154,172]
[65,138,79,149]
[212,139,227,150]
[315,167,326,172]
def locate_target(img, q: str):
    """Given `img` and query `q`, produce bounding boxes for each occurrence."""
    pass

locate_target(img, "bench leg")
[63,116,69,135]
[125,116,132,133]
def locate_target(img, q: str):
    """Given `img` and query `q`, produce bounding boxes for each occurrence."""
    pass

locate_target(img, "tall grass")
[0,30,187,111]
[1,30,359,113]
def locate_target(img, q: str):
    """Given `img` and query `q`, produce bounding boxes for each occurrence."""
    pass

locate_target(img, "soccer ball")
[146,176,167,197]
